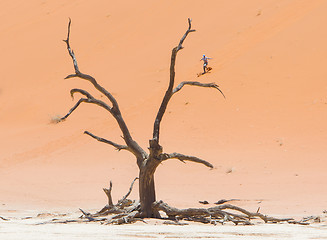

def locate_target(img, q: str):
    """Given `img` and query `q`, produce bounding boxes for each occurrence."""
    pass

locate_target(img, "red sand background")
[0,0,326,216]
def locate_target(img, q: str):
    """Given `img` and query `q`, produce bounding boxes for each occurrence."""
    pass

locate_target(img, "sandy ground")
[1,0,327,238]
[1,209,327,240]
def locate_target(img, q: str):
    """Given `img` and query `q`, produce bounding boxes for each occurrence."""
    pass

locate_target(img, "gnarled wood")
[152,201,299,225]
[62,18,147,164]
[152,18,195,145]
[94,178,140,217]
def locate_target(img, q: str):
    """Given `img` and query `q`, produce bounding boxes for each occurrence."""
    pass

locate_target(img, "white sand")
[1,210,326,240]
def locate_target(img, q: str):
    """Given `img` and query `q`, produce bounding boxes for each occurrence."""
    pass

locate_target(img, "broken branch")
[117,177,139,206]
[103,181,114,206]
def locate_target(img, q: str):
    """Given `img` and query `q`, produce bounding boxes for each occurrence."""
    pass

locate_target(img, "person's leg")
[203,63,207,73]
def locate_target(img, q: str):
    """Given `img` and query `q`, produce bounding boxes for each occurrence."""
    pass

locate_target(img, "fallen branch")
[117,177,139,206]
[152,201,301,225]
[215,204,293,223]
[38,196,317,226]
[0,216,9,221]
[214,199,241,205]
[106,210,144,225]
[163,220,189,225]
[93,178,140,218]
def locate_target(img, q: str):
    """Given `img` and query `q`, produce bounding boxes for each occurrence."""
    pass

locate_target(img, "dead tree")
[54,19,312,226]
[60,18,224,218]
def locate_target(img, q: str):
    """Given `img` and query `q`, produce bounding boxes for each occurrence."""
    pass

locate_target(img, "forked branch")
[176,18,196,51]
[159,152,213,169]
[103,181,114,206]
[152,18,224,149]
[63,19,118,110]
[152,18,196,145]
[95,178,140,217]
[63,18,147,163]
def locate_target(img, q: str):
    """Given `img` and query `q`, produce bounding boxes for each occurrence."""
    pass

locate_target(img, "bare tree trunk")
[139,167,157,217]
[138,155,161,218]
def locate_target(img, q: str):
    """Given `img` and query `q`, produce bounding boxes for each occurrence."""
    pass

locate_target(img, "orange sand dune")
[0,0,326,216]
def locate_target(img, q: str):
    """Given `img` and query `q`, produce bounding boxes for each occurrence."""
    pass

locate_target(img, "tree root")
[43,179,317,226]
[74,199,315,226]
[151,200,310,225]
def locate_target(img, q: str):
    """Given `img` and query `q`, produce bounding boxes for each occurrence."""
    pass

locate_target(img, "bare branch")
[107,210,142,225]
[152,18,195,145]
[70,88,94,100]
[152,201,211,219]
[117,177,139,206]
[63,18,80,73]
[214,204,294,223]
[63,19,119,112]
[60,97,112,122]
[159,152,213,169]
[177,18,196,51]
[103,181,114,206]
[84,131,130,152]
[173,81,226,99]
[60,98,87,121]
[63,19,147,163]
[79,208,96,221]
[152,201,299,225]
[0,216,9,221]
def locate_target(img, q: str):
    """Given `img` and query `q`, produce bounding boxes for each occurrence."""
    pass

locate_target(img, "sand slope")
[0,0,326,219]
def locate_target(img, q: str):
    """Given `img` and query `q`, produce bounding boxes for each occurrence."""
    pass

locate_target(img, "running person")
[200,54,212,74]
